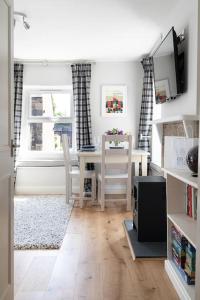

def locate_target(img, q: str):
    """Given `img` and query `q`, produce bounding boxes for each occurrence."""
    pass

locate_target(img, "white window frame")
[19,85,76,160]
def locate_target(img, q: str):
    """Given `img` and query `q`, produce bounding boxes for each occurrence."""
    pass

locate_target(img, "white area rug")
[14,195,74,250]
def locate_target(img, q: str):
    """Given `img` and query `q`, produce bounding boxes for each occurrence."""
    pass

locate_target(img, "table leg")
[79,157,85,208]
[141,155,148,176]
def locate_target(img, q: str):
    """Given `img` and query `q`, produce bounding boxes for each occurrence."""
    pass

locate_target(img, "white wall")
[23,62,143,145]
[151,0,198,168]
[23,64,72,86]
[16,62,143,194]
[16,166,66,194]
[158,0,198,118]
[90,62,143,147]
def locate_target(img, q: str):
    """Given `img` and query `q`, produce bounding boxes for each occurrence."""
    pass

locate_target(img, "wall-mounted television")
[153,27,185,104]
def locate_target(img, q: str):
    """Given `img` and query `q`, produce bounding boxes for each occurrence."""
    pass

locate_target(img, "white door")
[0,0,13,300]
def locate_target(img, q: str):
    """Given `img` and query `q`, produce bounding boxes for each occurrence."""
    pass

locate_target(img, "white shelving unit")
[164,168,198,300]
[151,114,199,125]
[163,168,198,189]
[152,115,199,139]
[151,111,200,299]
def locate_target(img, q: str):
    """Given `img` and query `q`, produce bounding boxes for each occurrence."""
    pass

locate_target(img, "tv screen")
[153,27,185,104]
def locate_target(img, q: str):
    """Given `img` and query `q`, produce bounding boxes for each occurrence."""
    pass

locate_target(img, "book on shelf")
[171,225,196,285]
[185,184,197,219]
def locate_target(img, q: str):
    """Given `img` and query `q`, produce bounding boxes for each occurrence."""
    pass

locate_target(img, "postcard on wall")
[155,79,170,104]
[101,85,127,117]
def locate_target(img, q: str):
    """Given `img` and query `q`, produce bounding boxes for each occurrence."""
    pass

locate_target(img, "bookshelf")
[164,168,198,300]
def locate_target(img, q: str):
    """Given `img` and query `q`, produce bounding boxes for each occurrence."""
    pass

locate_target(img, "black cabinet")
[133,176,167,242]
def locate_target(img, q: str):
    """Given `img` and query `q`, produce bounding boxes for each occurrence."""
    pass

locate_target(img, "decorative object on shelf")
[101,85,127,117]
[164,137,198,170]
[106,128,125,148]
[186,145,198,177]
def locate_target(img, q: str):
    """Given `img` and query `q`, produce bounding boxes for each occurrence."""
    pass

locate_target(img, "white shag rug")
[14,195,74,250]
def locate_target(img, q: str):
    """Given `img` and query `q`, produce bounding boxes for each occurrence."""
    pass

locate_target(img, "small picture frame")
[155,79,170,104]
[101,85,127,117]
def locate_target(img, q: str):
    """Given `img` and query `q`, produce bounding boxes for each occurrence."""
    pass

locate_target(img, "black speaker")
[133,176,167,242]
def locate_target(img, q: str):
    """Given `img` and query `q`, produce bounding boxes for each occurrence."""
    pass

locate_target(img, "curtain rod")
[14,58,96,65]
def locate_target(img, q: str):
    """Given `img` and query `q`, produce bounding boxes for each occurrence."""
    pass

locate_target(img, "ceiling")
[14,0,178,61]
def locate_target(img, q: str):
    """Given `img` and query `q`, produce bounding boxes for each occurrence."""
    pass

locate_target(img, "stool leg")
[69,176,72,202]
[92,176,96,201]
[98,180,101,204]
[101,181,105,211]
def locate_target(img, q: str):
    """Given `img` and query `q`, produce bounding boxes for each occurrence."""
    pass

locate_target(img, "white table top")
[78,149,150,157]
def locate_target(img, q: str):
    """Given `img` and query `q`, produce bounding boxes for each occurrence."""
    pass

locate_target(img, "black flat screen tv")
[153,27,185,104]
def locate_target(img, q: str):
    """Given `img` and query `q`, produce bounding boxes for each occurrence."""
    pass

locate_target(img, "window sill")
[16,160,65,167]
[16,149,79,168]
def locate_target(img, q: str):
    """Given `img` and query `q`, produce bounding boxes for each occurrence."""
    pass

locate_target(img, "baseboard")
[165,260,194,300]
[15,186,66,195]
[15,184,128,195]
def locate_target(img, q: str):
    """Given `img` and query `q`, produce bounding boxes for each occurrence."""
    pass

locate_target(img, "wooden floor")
[14,202,179,300]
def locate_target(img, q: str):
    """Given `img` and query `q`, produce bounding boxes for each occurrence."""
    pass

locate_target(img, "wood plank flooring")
[15,202,179,300]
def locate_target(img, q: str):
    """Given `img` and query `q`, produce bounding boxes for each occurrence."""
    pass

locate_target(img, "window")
[21,87,75,157]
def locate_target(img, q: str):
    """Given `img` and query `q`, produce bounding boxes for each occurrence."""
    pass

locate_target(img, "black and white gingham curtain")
[14,63,24,169]
[138,57,153,161]
[71,63,92,150]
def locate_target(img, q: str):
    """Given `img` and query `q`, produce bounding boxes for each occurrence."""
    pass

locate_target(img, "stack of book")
[186,185,197,219]
[80,145,96,152]
[171,225,196,285]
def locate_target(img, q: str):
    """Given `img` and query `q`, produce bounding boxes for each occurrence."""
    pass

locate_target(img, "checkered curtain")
[14,63,24,170]
[138,57,153,161]
[71,63,92,150]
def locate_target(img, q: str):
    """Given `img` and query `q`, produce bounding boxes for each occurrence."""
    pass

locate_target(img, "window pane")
[31,97,43,116]
[52,94,71,117]
[53,123,72,149]
[29,122,72,151]
[30,93,71,118]
[30,123,43,150]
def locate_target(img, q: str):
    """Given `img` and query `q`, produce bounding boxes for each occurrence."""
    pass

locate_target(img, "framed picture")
[155,79,170,104]
[101,85,127,117]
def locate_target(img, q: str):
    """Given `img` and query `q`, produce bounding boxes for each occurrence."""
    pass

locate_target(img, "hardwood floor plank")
[73,262,102,300]
[15,204,179,300]
[17,256,57,292]
[43,289,74,300]
[47,250,79,291]
[14,251,34,295]
[15,292,44,300]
